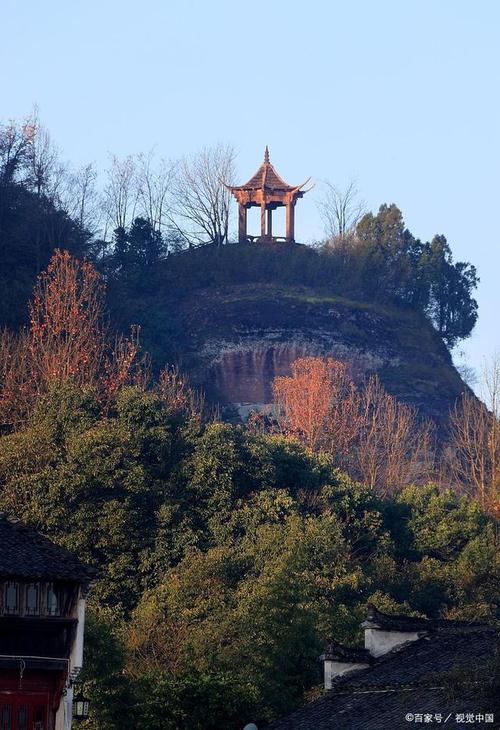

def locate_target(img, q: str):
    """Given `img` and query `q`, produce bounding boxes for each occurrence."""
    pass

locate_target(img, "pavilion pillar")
[260,200,266,239]
[285,201,295,242]
[238,204,247,243]
[267,208,273,238]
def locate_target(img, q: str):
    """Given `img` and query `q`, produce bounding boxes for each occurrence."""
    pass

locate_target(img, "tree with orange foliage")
[156,366,205,426]
[447,358,500,516]
[355,375,435,496]
[274,357,334,450]
[28,249,106,387]
[0,249,141,427]
[273,357,360,454]
[273,356,434,495]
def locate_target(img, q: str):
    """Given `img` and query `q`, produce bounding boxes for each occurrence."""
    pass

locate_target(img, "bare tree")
[24,110,65,201]
[355,375,435,496]
[272,357,435,495]
[136,150,175,236]
[0,110,67,203]
[448,357,500,515]
[60,162,100,234]
[1,111,79,223]
[170,143,235,247]
[454,350,478,389]
[155,366,204,426]
[103,154,138,234]
[0,120,30,185]
[317,180,365,243]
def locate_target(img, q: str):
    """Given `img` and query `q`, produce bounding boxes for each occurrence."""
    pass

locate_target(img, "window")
[0,698,47,730]
[4,582,18,615]
[46,583,61,616]
[25,583,40,616]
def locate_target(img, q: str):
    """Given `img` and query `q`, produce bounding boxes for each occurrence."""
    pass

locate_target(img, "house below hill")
[263,605,499,730]
[0,514,96,730]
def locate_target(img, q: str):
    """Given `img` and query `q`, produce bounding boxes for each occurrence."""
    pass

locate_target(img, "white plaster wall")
[54,591,87,730]
[364,628,421,657]
[72,595,86,671]
[55,688,73,730]
[324,660,370,689]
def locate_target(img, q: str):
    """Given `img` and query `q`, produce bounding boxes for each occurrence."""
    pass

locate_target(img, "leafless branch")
[317,180,365,243]
[170,144,235,247]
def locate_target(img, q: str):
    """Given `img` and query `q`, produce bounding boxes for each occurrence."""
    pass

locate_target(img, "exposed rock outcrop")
[174,283,466,423]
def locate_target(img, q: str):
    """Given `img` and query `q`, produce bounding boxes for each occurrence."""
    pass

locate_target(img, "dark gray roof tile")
[266,624,499,729]
[0,513,97,582]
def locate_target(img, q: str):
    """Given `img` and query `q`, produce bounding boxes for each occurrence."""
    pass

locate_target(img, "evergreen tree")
[354,206,478,345]
[422,235,478,347]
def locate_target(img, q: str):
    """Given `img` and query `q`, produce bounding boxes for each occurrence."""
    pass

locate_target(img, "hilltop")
[106,241,467,424]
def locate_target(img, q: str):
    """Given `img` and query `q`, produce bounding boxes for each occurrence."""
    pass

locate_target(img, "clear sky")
[2,0,499,377]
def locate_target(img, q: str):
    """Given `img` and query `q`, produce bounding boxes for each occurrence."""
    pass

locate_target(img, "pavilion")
[229,148,311,243]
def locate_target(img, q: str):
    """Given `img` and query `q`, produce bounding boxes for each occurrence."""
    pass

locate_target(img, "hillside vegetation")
[0,118,495,730]
[0,251,497,729]
[1,117,477,353]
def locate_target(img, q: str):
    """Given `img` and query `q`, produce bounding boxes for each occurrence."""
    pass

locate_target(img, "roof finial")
[264,145,270,164]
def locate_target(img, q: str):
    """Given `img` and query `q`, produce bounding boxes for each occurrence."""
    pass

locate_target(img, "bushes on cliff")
[102,204,478,360]
[354,204,434,307]
[323,204,478,347]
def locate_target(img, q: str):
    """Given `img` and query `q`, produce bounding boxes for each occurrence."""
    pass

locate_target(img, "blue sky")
[2,0,499,376]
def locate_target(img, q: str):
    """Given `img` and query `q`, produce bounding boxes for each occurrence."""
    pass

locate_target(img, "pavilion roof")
[232,147,299,192]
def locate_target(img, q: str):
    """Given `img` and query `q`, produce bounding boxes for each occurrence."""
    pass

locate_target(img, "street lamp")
[72,687,90,722]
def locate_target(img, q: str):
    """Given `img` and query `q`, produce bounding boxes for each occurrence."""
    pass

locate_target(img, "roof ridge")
[364,603,488,630]
[323,638,372,663]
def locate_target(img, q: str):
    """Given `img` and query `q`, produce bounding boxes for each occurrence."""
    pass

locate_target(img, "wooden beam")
[238,204,247,243]
[285,202,295,242]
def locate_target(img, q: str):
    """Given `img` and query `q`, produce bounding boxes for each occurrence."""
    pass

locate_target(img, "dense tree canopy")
[352,205,478,346]
[0,382,497,728]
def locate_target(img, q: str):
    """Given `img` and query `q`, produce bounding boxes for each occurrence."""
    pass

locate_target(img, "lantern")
[72,688,90,721]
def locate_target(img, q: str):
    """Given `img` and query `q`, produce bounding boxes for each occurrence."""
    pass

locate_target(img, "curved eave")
[230,185,298,193]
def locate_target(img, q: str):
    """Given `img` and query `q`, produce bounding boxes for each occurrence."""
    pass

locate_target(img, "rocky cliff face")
[174,283,466,423]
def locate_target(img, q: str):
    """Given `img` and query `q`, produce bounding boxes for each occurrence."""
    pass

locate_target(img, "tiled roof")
[335,627,497,690]
[266,685,496,730]
[232,147,297,192]
[362,603,484,633]
[266,625,499,729]
[0,513,97,582]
